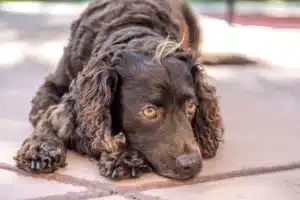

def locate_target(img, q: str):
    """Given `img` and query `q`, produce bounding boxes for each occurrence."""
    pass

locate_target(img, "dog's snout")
[176,153,202,172]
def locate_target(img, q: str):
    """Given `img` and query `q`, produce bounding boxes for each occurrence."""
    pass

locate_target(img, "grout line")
[23,189,110,200]
[24,191,166,200]
[123,192,167,200]
[127,162,300,192]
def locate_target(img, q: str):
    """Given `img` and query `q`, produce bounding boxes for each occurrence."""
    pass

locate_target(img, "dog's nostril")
[176,153,201,170]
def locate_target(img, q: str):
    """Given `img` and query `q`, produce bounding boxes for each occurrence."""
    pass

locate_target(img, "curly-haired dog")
[14,0,225,180]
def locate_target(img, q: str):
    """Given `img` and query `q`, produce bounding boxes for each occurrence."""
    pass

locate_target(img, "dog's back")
[61,0,205,80]
[65,0,256,82]
[50,0,257,92]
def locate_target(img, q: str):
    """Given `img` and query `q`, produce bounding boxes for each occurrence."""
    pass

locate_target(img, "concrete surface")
[0,2,300,200]
[143,169,300,200]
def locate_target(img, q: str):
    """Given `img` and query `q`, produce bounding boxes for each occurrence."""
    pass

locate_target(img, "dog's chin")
[156,169,200,181]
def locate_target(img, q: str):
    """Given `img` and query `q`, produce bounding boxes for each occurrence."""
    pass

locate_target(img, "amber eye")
[142,106,158,119]
[185,100,197,115]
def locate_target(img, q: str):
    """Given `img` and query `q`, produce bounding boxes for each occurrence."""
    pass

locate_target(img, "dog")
[14,0,227,180]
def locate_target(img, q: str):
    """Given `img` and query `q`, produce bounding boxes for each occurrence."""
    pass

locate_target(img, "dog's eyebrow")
[146,88,170,106]
[176,87,196,102]
[148,96,166,106]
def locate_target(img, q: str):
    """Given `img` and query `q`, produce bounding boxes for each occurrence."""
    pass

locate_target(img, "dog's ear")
[190,64,224,159]
[75,54,126,157]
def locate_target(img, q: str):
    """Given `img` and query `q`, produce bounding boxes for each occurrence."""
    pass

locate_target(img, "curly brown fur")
[15,0,224,180]
[191,64,224,158]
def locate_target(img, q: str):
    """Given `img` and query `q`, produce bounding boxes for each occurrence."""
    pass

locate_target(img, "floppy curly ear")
[191,64,224,159]
[75,57,126,158]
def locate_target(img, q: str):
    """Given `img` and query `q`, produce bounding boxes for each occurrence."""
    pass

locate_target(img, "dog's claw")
[112,169,117,179]
[35,161,41,169]
[48,161,52,168]
[42,158,50,169]
[131,168,136,177]
[30,161,35,169]
[104,169,110,177]
[41,160,47,169]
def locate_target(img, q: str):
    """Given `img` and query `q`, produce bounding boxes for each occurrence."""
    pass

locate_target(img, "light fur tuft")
[154,35,185,66]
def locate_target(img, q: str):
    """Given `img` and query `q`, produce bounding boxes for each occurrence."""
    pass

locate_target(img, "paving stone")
[0,169,86,200]
[58,151,101,181]
[143,169,300,200]
[201,68,300,177]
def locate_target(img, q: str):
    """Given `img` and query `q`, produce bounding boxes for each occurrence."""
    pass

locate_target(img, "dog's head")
[77,40,221,180]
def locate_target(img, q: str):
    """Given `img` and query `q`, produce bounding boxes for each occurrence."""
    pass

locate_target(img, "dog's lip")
[156,168,200,181]
[158,172,196,180]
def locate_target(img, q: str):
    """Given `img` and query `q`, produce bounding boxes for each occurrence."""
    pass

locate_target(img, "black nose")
[176,153,202,173]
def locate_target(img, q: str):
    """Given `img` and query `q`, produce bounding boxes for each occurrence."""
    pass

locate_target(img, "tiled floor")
[0,3,300,200]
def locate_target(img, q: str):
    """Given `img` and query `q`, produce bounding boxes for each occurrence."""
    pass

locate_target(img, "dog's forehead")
[122,54,195,101]
[135,57,193,86]
[165,59,193,83]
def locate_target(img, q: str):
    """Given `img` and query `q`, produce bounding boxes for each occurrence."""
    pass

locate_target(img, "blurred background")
[0,0,299,143]
[0,1,299,124]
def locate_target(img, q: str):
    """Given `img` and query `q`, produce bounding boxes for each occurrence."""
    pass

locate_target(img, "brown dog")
[14,0,225,180]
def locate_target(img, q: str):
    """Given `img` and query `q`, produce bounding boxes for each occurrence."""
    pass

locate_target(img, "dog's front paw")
[98,150,152,180]
[14,134,67,173]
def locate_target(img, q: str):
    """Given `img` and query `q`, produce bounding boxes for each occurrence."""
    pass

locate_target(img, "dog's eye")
[185,100,197,116]
[142,106,158,119]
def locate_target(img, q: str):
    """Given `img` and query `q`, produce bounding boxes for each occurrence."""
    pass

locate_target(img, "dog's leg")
[97,147,152,180]
[14,93,75,173]
[15,47,75,173]
[29,48,73,126]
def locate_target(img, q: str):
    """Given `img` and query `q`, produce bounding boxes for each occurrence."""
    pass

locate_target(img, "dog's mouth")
[153,162,202,181]
[156,168,200,180]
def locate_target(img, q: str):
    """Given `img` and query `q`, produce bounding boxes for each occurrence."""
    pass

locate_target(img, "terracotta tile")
[58,151,110,183]
[143,169,300,200]
[0,169,86,200]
